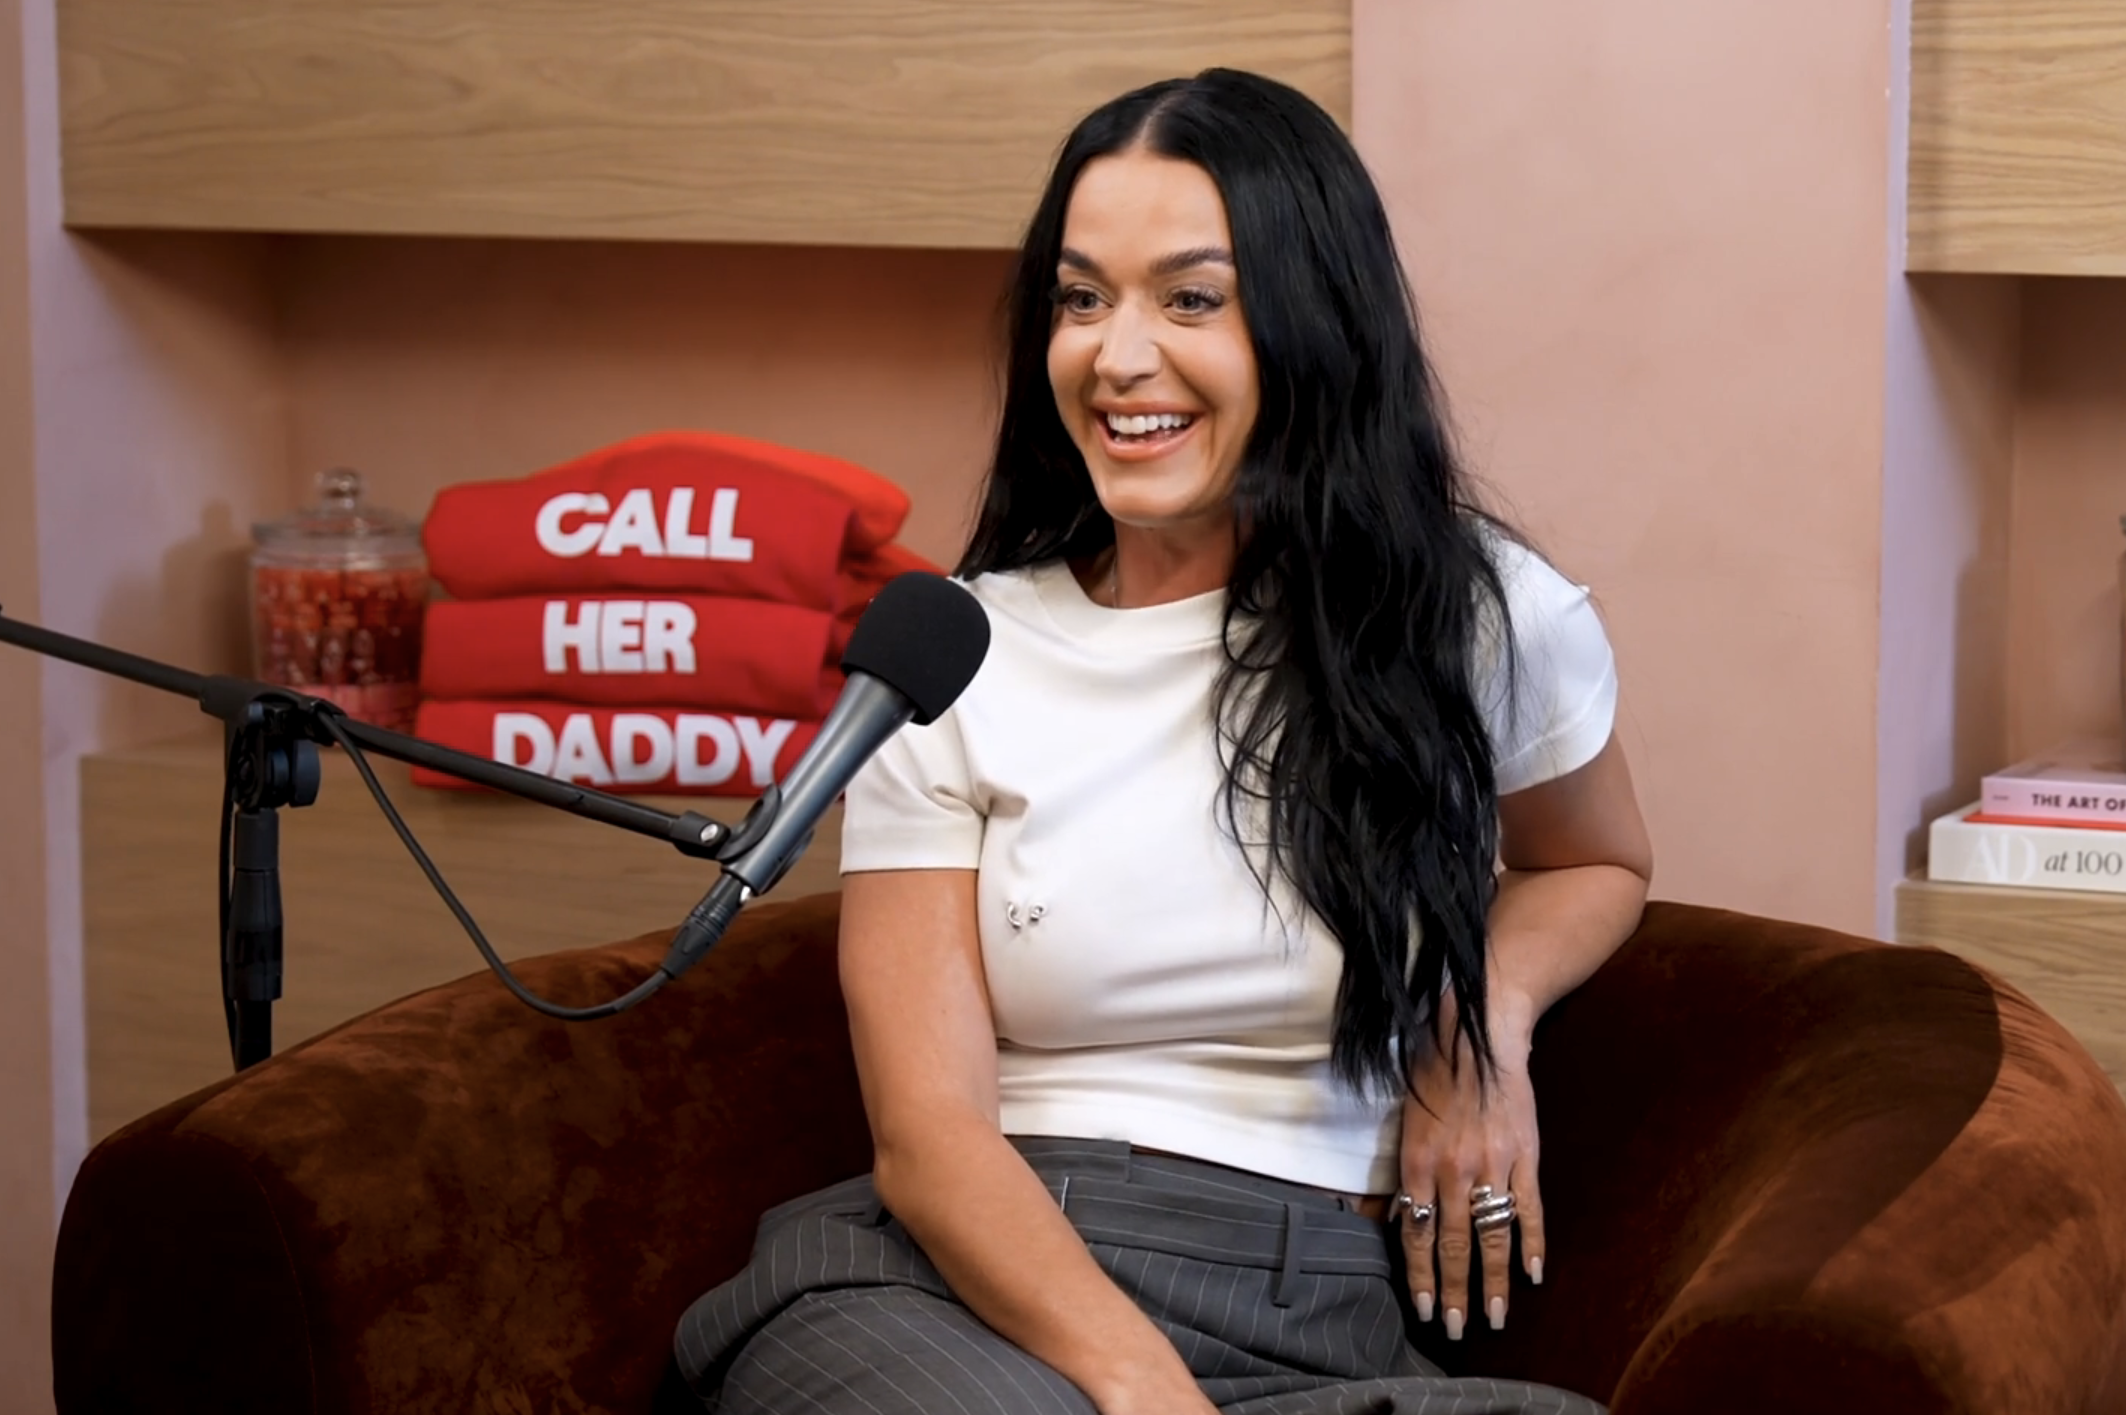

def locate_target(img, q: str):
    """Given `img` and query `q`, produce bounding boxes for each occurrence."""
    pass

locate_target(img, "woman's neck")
[1087,521,1236,608]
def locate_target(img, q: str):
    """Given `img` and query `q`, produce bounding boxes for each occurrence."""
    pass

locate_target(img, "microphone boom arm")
[0,603,770,1068]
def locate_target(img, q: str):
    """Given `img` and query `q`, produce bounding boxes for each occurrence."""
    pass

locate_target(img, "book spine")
[1968,810,2126,834]
[1977,778,2126,827]
[1929,812,2126,895]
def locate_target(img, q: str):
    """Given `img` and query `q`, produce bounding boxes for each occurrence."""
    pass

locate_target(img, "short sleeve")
[839,705,986,871]
[1479,538,1619,796]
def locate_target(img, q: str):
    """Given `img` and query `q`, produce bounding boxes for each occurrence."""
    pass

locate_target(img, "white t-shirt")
[839,537,1619,1194]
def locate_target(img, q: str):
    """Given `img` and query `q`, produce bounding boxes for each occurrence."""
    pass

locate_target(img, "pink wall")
[277,238,1014,571]
[1354,0,1896,933]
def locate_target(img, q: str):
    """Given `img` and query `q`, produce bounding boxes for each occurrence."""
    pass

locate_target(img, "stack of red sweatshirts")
[411,431,938,796]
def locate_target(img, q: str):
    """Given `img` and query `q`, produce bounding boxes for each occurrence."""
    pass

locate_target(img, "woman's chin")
[1089,474,1226,532]
[1100,498,1215,534]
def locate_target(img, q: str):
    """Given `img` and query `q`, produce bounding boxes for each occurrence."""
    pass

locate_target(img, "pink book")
[1978,738,2126,829]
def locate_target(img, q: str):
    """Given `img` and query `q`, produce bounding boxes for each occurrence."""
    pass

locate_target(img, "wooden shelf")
[1895,873,2126,1096]
[55,0,1349,249]
[1908,0,2126,275]
[82,732,841,1142]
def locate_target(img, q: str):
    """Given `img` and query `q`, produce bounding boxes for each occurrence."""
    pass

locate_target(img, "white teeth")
[1104,412,1194,436]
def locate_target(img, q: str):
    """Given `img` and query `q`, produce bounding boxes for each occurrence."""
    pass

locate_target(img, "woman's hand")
[1395,1010,1544,1341]
[1388,738,1649,1338]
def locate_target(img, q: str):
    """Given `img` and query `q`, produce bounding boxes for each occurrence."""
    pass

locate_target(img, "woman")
[677,68,1652,1415]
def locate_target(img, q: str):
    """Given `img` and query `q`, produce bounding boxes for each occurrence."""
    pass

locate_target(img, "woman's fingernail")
[1445,1307,1465,1341]
[1488,1296,1506,1329]
[1530,1256,1545,1286]
[1417,1292,1434,1322]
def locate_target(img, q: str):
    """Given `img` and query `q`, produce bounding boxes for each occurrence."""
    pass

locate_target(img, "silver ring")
[1394,1192,1436,1225]
[1470,1185,1517,1231]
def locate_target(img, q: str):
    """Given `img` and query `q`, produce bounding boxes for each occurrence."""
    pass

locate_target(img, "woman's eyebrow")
[1150,246,1235,276]
[1057,246,1235,278]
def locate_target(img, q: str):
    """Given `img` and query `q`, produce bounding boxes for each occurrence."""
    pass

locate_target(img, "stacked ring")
[1469,1184,1517,1233]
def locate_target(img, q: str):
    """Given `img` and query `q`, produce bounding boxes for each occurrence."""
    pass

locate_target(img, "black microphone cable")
[303,703,674,1021]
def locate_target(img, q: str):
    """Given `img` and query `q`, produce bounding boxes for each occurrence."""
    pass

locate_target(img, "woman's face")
[1047,149,1259,539]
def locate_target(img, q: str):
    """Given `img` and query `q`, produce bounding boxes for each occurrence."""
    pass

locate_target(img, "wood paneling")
[1895,874,2126,1098]
[1909,0,2126,275]
[83,733,841,1141]
[57,0,1350,248]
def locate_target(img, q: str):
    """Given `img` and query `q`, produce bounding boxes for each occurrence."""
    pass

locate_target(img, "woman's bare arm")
[1487,733,1654,1039]
[839,868,1215,1415]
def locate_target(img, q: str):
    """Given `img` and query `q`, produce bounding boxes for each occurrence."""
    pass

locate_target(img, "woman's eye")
[1053,285,1103,314]
[1171,288,1225,315]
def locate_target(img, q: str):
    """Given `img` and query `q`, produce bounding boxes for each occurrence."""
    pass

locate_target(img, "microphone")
[659,571,991,981]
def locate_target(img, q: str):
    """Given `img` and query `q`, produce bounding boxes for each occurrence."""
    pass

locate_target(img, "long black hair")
[959,69,1519,1097]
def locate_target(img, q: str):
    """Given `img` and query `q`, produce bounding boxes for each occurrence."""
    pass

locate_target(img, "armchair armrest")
[1442,901,2126,1414]
[54,891,868,1415]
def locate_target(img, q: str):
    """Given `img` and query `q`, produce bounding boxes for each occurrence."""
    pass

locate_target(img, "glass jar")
[250,468,427,733]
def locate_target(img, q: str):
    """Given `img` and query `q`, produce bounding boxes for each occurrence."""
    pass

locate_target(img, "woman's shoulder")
[951,563,1056,634]
[1466,520,1618,788]
[1470,520,1596,632]
[955,562,1044,603]
[936,562,1074,663]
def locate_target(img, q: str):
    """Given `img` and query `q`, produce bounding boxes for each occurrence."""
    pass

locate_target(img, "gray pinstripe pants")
[674,1138,1604,1414]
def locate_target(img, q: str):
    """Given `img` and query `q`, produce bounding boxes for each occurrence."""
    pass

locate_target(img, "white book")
[1927,804,2126,896]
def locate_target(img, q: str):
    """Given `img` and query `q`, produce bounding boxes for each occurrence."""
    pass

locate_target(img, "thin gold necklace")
[1107,549,1121,608]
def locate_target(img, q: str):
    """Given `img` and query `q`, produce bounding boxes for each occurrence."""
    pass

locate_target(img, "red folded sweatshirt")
[411,700,820,796]
[422,432,915,611]
[420,595,852,718]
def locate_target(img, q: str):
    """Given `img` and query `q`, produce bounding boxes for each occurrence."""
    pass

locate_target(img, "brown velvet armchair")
[52,894,2126,1414]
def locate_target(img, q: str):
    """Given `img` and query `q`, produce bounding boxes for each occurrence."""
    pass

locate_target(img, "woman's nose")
[1092,302,1161,386]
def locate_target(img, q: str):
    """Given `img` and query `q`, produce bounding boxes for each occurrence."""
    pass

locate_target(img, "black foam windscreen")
[840,572,992,725]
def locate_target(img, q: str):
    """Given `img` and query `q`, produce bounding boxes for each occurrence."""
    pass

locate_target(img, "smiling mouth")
[1101,411,1198,446]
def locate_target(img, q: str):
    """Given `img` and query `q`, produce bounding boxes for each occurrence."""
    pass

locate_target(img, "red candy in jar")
[251,468,428,732]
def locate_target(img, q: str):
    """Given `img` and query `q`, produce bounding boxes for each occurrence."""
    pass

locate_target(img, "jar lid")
[253,468,423,564]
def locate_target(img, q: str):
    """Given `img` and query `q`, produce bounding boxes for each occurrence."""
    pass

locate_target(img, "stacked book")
[1927,738,2126,895]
